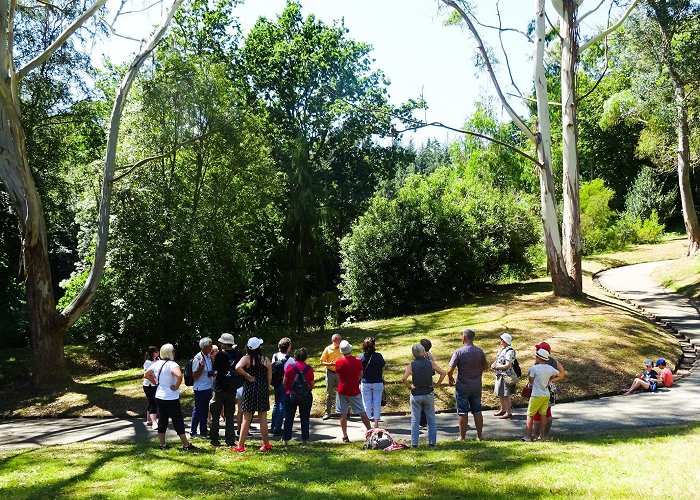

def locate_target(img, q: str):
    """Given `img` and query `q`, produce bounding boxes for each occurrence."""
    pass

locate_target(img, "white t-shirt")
[192,352,214,391]
[143,359,156,387]
[151,359,181,400]
[528,363,559,397]
[272,352,295,372]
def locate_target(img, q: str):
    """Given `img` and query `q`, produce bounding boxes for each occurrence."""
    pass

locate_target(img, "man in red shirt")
[335,340,371,442]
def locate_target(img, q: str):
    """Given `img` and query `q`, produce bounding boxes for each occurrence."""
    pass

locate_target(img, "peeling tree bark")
[0,0,183,385]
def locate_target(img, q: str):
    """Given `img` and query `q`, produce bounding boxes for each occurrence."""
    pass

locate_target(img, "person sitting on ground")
[144,343,196,451]
[531,341,565,439]
[623,359,658,395]
[234,337,273,452]
[655,358,673,388]
[359,337,386,429]
[336,340,372,442]
[402,343,446,448]
[522,348,563,442]
[282,347,315,445]
[142,345,159,430]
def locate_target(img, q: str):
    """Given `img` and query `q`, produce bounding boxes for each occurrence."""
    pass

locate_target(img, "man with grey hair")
[319,333,343,419]
[447,328,488,440]
[190,337,214,439]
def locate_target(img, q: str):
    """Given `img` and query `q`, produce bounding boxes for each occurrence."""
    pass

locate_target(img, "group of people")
[140,328,578,450]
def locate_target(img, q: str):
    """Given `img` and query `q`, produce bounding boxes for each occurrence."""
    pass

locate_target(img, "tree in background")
[240,1,414,331]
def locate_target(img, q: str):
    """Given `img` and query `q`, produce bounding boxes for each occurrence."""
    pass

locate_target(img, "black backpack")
[506,347,522,378]
[184,356,195,386]
[271,354,291,386]
[220,349,245,391]
[289,365,311,404]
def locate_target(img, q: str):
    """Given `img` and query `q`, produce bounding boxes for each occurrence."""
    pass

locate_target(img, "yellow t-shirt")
[320,344,343,372]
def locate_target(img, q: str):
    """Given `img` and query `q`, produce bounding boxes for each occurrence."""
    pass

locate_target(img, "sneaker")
[272,430,283,436]
[301,440,309,445]
[233,445,246,453]
[322,413,331,420]
[260,443,272,452]
[182,443,197,452]
[281,439,288,446]
[158,444,170,450]
[210,439,221,447]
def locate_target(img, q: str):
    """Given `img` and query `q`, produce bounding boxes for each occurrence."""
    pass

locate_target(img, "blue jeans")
[410,393,436,446]
[284,395,313,441]
[271,384,287,434]
[361,382,384,421]
[191,388,212,435]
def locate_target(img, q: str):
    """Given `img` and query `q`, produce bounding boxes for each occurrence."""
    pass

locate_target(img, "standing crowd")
[142,328,673,451]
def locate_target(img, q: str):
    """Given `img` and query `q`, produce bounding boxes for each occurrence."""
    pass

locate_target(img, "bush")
[624,166,677,224]
[339,167,540,318]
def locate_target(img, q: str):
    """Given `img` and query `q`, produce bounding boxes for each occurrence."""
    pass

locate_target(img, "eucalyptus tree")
[0,0,183,384]
[441,0,639,295]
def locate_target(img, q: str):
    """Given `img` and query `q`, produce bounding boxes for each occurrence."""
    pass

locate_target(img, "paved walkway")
[2,261,699,450]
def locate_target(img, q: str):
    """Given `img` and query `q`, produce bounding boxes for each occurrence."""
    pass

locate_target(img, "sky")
[106,0,621,145]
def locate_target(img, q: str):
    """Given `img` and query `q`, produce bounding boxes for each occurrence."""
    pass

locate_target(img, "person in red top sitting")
[335,340,371,442]
[656,358,673,388]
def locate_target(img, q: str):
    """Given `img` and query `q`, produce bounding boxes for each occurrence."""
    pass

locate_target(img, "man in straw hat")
[209,333,244,447]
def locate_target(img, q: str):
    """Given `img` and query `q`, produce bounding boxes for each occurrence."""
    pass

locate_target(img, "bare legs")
[498,396,512,417]
[340,412,371,440]
[237,411,270,450]
[623,378,650,395]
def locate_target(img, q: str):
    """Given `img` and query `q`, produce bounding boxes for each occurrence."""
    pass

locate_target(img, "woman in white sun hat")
[491,332,517,419]
[233,337,272,452]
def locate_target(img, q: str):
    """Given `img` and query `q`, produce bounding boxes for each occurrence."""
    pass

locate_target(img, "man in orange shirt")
[656,358,673,387]
[320,334,343,420]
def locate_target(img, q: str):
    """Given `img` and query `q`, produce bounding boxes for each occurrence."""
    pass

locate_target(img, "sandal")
[259,444,273,452]
[499,413,512,419]
[493,410,506,416]
[232,445,246,453]
[520,436,532,442]
[158,443,170,450]
[342,437,351,443]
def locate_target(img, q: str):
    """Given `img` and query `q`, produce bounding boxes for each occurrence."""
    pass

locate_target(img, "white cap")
[339,340,352,355]
[536,348,550,361]
[247,337,264,350]
[500,332,512,345]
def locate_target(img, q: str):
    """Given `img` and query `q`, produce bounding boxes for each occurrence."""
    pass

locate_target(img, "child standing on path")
[522,348,563,442]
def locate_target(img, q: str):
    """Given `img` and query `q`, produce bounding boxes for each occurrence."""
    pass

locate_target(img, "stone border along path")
[1,260,699,451]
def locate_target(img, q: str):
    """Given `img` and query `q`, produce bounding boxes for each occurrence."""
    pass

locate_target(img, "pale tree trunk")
[654,15,700,256]
[559,0,583,294]
[0,0,183,385]
[535,0,575,295]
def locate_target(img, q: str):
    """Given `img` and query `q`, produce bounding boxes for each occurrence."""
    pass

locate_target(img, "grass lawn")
[1,424,699,499]
[0,238,687,418]
[652,255,700,299]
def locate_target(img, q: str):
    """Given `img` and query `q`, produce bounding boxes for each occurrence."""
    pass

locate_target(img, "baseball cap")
[247,337,264,350]
[535,341,551,353]
[656,358,666,366]
[643,359,653,367]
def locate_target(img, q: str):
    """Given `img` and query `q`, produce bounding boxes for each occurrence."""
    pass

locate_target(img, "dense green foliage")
[340,167,539,318]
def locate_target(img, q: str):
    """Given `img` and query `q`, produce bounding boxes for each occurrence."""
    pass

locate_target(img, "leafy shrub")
[624,166,677,224]
[339,167,539,318]
[634,209,664,243]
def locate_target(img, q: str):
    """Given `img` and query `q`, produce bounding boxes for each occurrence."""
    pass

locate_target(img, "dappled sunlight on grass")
[1,426,700,498]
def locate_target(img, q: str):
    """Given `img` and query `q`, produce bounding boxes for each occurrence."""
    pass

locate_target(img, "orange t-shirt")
[659,367,673,387]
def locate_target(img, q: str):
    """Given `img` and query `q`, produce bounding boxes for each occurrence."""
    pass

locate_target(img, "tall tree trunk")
[559,0,582,294]
[654,11,700,255]
[535,0,575,296]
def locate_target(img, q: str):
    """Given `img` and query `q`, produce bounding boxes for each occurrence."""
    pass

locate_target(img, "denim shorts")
[455,391,482,415]
[336,393,365,415]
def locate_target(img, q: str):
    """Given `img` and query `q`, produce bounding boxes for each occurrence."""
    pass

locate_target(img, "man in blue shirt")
[190,337,214,439]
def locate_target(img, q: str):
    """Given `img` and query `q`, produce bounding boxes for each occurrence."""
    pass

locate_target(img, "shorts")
[455,391,482,415]
[532,406,552,421]
[527,396,550,417]
[647,381,658,392]
[336,393,365,415]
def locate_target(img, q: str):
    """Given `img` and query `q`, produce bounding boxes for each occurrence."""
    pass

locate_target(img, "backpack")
[271,354,291,386]
[289,365,311,404]
[184,356,196,386]
[363,428,395,450]
[506,347,522,378]
[220,349,245,391]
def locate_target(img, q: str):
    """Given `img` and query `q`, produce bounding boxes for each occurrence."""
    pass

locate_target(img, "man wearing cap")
[491,332,517,419]
[320,334,343,420]
[531,341,565,438]
[335,340,371,442]
[447,329,489,440]
[209,333,244,446]
[190,337,214,439]
[523,348,564,441]
[656,358,673,388]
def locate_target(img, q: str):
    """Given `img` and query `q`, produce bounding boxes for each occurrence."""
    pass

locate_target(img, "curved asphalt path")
[2,261,699,450]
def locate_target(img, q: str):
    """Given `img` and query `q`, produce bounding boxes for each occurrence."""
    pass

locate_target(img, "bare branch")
[59,0,184,330]
[440,0,536,142]
[577,0,606,26]
[17,0,107,80]
[34,0,65,11]
[507,92,561,106]
[468,8,533,43]
[580,0,641,53]
[496,0,524,97]
[109,29,145,44]
[394,119,542,168]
